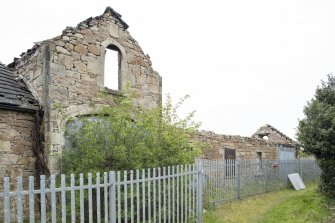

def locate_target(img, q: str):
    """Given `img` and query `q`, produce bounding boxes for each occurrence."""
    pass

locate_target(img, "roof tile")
[0,64,39,110]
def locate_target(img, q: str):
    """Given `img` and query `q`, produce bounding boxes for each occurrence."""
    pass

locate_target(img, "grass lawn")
[203,184,334,223]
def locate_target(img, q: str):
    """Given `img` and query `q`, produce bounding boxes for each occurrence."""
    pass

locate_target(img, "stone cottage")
[195,124,297,161]
[1,7,162,176]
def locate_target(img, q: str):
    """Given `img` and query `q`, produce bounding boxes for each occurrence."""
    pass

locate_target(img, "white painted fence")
[0,164,203,223]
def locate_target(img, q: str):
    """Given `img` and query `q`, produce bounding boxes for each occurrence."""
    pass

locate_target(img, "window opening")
[257,151,263,171]
[104,45,120,90]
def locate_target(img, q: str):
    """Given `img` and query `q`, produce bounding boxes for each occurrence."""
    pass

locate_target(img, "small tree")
[297,74,335,199]
[61,93,202,175]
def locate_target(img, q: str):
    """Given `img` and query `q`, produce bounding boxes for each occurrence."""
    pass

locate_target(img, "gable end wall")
[11,9,162,173]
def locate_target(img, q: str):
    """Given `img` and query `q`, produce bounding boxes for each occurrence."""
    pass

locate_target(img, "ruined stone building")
[0,7,162,181]
[195,124,297,161]
[0,7,297,184]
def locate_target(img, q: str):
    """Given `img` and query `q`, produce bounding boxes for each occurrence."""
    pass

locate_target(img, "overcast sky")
[1,0,334,139]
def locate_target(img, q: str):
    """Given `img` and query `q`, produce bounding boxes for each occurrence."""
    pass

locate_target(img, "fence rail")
[1,164,203,223]
[0,159,319,222]
[198,159,320,205]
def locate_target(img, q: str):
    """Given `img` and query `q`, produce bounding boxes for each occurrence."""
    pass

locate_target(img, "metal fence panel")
[0,160,318,222]
[1,164,201,223]
[198,158,320,205]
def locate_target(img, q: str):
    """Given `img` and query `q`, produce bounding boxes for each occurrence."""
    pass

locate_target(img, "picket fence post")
[109,171,116,223]
[197,162,203,223]
[236,160,241,200]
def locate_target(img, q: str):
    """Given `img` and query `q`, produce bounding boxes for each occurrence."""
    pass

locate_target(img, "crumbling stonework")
[9,7,162,173]
[252,124,296,146]
[0,109,36,187]
[195,130,279,160]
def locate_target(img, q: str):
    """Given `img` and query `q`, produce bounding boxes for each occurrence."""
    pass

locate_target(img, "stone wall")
[11,8,162,173]
[252,124,296,146]
[0,109,36,187]
[10,44,45,105]
[0,109,36,221]
[194,130,278,160]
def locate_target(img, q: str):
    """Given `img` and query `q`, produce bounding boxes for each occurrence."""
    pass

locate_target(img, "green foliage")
[203,185,333,223]
[61,92,202,175]
[297,149,313,158]
[257,185,332,223]
[297,74,335,200]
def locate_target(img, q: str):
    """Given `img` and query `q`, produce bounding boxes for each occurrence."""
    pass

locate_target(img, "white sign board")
[288,173,305,190]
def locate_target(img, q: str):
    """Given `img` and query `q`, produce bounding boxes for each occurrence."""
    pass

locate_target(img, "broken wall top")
[8,7,152,70]
[196,130,278,146]
[7,6,162,109]
[252,124,297,146]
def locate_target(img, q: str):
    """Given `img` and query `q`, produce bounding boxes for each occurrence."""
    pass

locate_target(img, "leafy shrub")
[297,74,335,200]
[61,93,202,175]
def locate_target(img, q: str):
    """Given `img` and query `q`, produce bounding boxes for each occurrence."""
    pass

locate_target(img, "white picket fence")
[0,164,203,223]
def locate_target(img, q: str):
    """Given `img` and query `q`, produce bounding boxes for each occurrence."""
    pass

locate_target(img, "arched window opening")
[104,45,121,90]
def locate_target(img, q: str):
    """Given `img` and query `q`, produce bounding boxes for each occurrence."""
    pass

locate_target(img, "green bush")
[297,74,335,200]
[61,92,202,175]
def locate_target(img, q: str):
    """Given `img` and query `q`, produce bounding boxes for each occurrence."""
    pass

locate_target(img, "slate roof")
[0,63,39,111]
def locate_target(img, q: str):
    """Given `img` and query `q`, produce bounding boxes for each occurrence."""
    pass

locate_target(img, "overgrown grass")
[257,185,334,223]
[203,184,334,223]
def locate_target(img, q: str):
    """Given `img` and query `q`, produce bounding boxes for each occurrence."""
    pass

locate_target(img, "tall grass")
[203,184,334,223]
